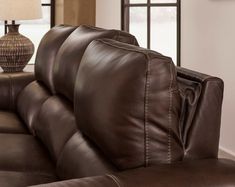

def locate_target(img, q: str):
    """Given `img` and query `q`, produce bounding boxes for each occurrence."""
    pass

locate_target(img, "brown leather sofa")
[0,25,234,187]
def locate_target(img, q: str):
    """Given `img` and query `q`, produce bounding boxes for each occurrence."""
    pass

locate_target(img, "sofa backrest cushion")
[35,25,76,93]
[74,39,183,171]
[53,25,138,102]
[56,132,117,179]
[17,81,51,134]
[18,25,139,168]
[34,96,77,161]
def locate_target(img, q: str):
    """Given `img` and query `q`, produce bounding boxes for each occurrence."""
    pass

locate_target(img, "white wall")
[96,0,121,29]
[181,0,235,155]
[96,0,235,155]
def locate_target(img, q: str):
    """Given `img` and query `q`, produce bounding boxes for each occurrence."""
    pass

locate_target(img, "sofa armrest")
[0,72,35,111]
[177,67,224,159]
[31,159,235,187]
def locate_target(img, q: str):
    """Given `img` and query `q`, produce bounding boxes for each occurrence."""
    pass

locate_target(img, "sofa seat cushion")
[0,134,55,176]
[0,171,57,187]
[0,111,28,134]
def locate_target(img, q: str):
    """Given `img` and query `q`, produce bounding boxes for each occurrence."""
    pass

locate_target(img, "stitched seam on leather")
[96,39,167,59]
[168,63,173,163]
[96,39,156,167]
[144,54,151,167]
[106,174,122,187]
[94,40,175,165]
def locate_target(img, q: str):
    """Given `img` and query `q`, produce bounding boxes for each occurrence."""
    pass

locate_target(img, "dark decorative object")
[0,0,42,72]
[0,24,34,72]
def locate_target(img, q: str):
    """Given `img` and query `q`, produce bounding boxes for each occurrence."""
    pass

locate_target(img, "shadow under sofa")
[0,25,234,187]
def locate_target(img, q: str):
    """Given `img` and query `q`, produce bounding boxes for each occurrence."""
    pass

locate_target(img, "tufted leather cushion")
[74,39,183,170]
[17,81,51,134]
[56,132,117,179]
[53,25,138,101]
[34,96,77,161]
[35,25,76,93]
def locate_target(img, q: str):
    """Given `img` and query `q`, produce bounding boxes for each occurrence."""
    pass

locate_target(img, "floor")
[219,149,235,160]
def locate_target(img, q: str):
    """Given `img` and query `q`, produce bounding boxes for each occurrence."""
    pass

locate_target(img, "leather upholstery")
[17,81,51,134]
[53,25,139,101]
[0,73,34,111]
[34,96,77,161]
[31,159,235,187]
[56,132,117,179]
[0,171,56,187]
[113,159,235,187]
[177,67,224,159]
[74,39,183,170]
[0,25,231,187]
[35,25,76,93]
[0,134,55,176]
[0,111,28,134]
[31,175,117,187]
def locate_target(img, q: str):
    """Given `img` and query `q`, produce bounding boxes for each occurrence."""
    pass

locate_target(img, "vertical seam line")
[168,63,173,163]
[144,54,151,167]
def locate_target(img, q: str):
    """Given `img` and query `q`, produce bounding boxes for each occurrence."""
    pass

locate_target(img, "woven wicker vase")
[0,24,34,72]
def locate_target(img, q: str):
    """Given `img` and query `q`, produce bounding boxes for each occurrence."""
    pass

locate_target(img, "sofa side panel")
[177,67,224,159]
[0,72,35,111]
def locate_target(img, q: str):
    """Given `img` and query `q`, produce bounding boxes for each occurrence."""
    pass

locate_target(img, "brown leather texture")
[31,159,235,187]
[31,175,117,187]
[0,25,230,186]
[0,72,35,111]
[177,67,224,159]
[0,171,56,187]
[110,159,235,187]
[56,132,117,180]
[34,96,77,161]
[0,111,28,134]
[53,25,139,102]
[17,81,51,134]
[35,25,76,93]
[0,134,55,175]
[74,39,183,170]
